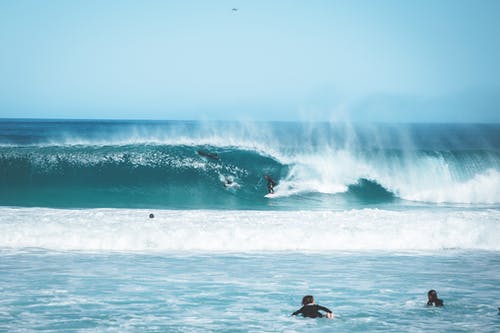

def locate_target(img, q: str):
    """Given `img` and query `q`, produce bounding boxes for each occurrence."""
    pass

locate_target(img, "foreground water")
[0,207,499,332]
[1,249,499,333]
[1,120,499,332]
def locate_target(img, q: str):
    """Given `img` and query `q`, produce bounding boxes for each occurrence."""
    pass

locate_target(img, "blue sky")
[1,0,499,121]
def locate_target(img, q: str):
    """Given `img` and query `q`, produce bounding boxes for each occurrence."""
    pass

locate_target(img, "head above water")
[302,295,315,305]
[149,213,154,219]
[427,289,438,300]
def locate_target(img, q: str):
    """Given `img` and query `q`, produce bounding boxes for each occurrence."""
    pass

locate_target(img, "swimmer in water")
[292,295,334,319]
[221,175,239,189]
[426,289,443,307]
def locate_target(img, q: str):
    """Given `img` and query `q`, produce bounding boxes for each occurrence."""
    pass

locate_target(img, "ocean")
[1,119,499,332]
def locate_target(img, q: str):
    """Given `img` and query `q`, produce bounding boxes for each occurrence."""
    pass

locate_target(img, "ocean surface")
[1,119,499,332]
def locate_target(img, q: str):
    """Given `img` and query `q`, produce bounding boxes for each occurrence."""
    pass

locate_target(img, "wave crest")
[1,142,500,206]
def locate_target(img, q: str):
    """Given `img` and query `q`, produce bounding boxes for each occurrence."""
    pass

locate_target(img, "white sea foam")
[1,208,498,252]
[391,169,500,204]
[274,149,500,204]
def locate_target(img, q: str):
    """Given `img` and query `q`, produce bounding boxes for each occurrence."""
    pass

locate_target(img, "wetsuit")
[292,304,333,318]
[427,299,443,307]
[266,178,276,193]
[197,150,219,160]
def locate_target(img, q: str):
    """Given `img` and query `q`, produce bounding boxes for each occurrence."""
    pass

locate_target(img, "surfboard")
[264,193,275,198]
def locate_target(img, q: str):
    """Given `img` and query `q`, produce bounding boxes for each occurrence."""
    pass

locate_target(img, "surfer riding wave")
[265,175,276,194]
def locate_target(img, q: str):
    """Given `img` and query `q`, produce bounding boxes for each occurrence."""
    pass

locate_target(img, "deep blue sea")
[1,119,499,332]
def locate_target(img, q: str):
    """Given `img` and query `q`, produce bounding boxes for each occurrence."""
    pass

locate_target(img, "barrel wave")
[1,120,499,209]
[0,144,282,208]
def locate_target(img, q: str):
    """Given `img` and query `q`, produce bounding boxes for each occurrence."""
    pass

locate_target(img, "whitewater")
[1,208,499,252]
[1,120,499,332]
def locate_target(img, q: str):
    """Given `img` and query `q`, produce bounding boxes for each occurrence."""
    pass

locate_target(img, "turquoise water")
[1,120,499,209]
[1,120,499,332]
[1,249,499,332]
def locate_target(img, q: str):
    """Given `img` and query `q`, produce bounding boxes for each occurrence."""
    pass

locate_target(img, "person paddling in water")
[426,289,443,307]
[264,175,276,194]
[292,295,334,319]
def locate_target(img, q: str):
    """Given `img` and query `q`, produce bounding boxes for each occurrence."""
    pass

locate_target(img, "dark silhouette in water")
[427,289,443,307]
[264,175,276,193]
[149,213,154,219]
[292,295,333,319]
[197,150,219,160]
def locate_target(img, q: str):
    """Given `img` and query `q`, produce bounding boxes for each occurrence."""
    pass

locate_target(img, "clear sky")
[1,0,499,122]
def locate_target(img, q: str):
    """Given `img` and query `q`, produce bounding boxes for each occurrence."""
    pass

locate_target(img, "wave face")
[1,120,500,208]
[1,207,499,251]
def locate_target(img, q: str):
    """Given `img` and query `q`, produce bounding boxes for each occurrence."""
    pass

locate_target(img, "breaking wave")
[1,120,499,208]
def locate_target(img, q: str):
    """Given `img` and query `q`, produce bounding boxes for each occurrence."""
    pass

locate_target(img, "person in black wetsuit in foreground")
[426,289,444,307]
[292,295,334,319]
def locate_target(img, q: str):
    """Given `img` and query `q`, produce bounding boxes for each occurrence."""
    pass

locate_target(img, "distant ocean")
[1,119,499,332]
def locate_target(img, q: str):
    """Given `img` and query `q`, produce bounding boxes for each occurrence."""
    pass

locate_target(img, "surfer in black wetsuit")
[292,295,334,319]
[197,150,219,160]
[264,175,276,194]
[426,289,443,307]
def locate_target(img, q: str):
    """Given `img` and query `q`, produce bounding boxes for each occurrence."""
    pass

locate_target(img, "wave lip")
[1,208,499,252]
